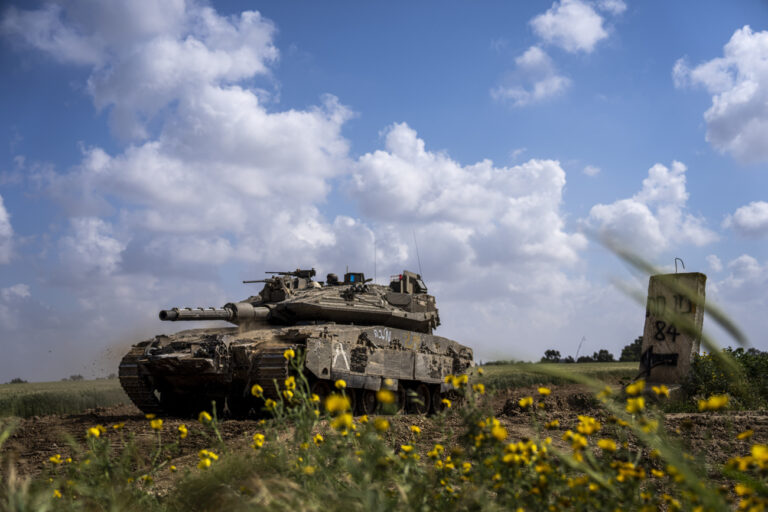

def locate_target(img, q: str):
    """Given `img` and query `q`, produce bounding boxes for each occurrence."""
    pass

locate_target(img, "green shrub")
[683,347,768,409]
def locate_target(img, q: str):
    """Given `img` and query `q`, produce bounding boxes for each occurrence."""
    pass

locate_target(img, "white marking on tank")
[332,342,349,370]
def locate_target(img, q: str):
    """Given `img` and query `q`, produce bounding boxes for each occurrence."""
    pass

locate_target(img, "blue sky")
[1,0,767,381]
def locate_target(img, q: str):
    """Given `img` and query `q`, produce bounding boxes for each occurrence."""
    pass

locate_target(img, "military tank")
[119,268,473,417]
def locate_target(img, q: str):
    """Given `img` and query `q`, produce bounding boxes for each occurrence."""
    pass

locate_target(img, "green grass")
[477,362,639,390]
[0,379,129,418]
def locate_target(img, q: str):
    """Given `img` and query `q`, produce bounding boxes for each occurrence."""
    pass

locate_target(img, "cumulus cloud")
[583,165,601,176]
[0,194,12,263]
[530,0,609,54]
[706,254,723,273]
[491,46,571,107]
[596,0,627,15]
[673,26,768,163]
[723,201,768,238]
[353,122,586,283]
[585,161,717,255]
[3,1,279,141]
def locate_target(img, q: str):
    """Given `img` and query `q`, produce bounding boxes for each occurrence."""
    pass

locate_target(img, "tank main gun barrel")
[159,302,269,326]
[159,307,234,322]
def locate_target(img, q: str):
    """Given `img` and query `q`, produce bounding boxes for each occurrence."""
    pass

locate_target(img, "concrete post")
[638,272,707,385]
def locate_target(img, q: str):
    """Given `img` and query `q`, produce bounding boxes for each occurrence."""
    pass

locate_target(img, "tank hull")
[119,323,473,417]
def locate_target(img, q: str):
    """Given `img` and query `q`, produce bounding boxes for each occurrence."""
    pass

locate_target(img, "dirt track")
[5,384,767,478]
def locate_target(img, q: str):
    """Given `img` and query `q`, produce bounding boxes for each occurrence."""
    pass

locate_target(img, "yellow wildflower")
[737,429,754,440]
[65,457,72,463]
[112,422,125,430]
[698,394,728,411]
[652,385,670,398]
[401,444,414,453]
[491,425,508,441]
[264,399,277,410]
[303,466,316,475]
[252,433,265,448]
[545,419,560,429]
[150,418,163,430]
[538,387,551,396]
[251,384,263,397]
[518,396,533,408]
[374,417,390,432]
[625,396,645,414]
[359,414,369,423]
[145,413,156,419]
[377,389,395,404]
[49,454,63,464]
[597,439,617,452]
[198,411,212,423]
[325,394,351,413]
[335,379,346,389]
[53,489,62,499]
[178,424,188,439]
[441,398,452,408]
[197,458,211,470]
[282,389,294,400]
[87,427,101,438]
[310,393,320,403]
[410,425,421,435]
[313,433,324,445]
[735,483,753,496]
[283,348,295,360]
[577,415,601,435]
[284,376,296,390]
[472,383,486,394]
[170,465,177,472]
[477,367,484,375]
[331,413,353,431]
[651,469,665,478]
[625,379,645,396]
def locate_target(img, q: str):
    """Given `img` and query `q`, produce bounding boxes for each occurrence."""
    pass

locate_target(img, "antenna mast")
[412,229,423,278]
[373,233,377,284]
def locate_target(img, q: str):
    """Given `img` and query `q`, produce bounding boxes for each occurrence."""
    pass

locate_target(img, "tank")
[118,269,473,417]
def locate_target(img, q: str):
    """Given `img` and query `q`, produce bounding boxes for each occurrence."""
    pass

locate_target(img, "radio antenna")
[412,229,423,278]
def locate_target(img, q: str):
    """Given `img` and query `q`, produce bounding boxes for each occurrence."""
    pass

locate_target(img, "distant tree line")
[540,336,643,364]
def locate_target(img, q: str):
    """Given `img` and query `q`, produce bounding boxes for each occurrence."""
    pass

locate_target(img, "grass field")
[477,361,639,390]
[0,378,129,418]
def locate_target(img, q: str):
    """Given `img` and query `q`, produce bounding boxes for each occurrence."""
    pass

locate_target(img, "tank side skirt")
[118,345,164,414]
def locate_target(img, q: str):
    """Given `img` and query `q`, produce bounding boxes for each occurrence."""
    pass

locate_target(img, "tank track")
[251,346,292,400]
[118,345,164,414]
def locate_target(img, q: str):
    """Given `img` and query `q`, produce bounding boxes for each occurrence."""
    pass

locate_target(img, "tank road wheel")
[358,389,378,415]
[395,386,407,414]
[227,393,254,419]
[431,387,445,414]
[344,388,357,415]
[310,380,332,407]
[407,383,431,415]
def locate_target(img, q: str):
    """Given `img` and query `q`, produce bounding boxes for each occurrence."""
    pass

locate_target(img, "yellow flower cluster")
[252,433,265,449]
[87,425,106,438]
[698,394,728,411]
[197,449,218,470]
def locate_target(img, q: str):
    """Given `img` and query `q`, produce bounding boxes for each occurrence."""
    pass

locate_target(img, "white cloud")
[491,46,571,107]
[0,194,12,263]
[673,26,768,163]
[530,0,609,54]
[706,254,723,273]
[723,201,768,238]
[585,161,717,255]
[583,165,601,176]
[3,1,279,141]
[353,122,586,278]
[596,0,627,15]
[59,217,125,277]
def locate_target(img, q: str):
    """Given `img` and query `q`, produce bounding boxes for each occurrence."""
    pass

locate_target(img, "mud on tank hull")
[119,323,473,417]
